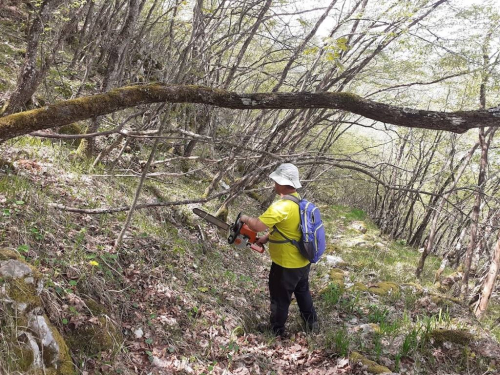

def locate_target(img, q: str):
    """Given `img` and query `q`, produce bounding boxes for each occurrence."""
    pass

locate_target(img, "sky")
[289,0,500,39]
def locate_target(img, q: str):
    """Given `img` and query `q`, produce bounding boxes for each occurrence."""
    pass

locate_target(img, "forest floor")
[1,138,499,375]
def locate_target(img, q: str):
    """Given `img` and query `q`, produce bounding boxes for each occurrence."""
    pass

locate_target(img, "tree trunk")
[474,232,500,319]
[415,139,481,278]
[223,0,272,89]
[461,25,498,298]
[461,128,489,297]
[0,0,71,115]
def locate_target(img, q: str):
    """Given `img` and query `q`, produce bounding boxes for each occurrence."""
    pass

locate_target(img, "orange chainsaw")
[193,208,265,253]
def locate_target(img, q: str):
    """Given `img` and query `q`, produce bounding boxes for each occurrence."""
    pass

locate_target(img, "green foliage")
[367,304,390,324]
[400,328,420,357]
[345,208,366,221]
[322,283,344,306]
[372,332,383,361]
[379,319,401,337]
[326,327,350,356]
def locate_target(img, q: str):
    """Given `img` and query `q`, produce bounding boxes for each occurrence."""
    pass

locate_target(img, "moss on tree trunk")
[1,84,499,141]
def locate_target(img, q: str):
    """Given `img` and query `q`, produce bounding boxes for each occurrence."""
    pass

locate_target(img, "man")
[240,163,318,338]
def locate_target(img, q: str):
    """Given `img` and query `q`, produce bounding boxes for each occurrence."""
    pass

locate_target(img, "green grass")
[322,283,344,306]
[367,304,390,324]
[330,205,366,220]
[326,327,350,356]
[345,208,366,221]
[1,137,498,375]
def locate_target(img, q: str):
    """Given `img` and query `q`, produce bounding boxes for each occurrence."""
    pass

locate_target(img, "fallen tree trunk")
[1,84,500,141]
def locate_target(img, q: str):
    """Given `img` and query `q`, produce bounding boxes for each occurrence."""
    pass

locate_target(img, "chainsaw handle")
[228,213,243,244]
[250,243,265,253]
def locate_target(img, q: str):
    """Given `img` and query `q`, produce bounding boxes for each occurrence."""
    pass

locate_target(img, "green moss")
[232,326,245,338]
[368,282,400,296]
[47,319,76,375]
[12,343,35,372]
[326,244,342,254]
[58,123,85,135]
[329,268,345,288]
[5,319,74,374]
[362,234,376,241]
[8,277,41,309]
[74,137,90,158]
[66,316,122,356]
[83,298,107,315]
[0,248,20,260]
[351,282,368,292]
[429,329,473,346]
[336,91,362,103]
[350,351,391,374]
[401,282,423,293]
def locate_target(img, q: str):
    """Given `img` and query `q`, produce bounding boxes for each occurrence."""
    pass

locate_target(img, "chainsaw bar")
[193,208,230,231]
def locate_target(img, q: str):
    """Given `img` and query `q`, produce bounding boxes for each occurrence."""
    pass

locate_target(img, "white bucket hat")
[269,163,302,188]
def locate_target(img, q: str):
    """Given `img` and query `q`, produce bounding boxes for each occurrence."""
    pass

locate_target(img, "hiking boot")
[257,323,289,339]
[306,321,320,334]
[276,331,290,340]
[256,323,271,333]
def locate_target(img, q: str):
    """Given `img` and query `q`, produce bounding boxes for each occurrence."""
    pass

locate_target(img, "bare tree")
[1,0,86,115]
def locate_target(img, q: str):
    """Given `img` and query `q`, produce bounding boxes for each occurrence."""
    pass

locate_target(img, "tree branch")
[1,84,499,141]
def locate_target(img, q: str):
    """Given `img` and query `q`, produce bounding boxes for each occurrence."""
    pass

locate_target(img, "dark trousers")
[268,262,317,335]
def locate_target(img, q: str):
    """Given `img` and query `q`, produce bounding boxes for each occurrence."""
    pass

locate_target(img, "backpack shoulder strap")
[282,194,300,205]
[269,225,291,243]
[269,194,301,244]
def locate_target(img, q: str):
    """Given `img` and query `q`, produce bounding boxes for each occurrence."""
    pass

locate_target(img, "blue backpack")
[271,195,326,263]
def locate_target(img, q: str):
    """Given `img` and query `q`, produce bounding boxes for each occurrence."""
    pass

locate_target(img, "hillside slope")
[0,140,499,375]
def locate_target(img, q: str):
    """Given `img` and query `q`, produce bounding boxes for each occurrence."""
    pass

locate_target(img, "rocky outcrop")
[350,221,367,234]
[350,351,392,374]
[0,248,75,374]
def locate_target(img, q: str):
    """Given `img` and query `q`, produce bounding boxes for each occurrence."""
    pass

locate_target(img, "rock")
[429,329,473,346]
[16,331,42,370]
[350,351,392,374]
[325,255,345,267]
[151,356,170,368]
[437,272,463,292]
[28,314,64,368]
[0,252,75,375]
[0,259,33,278]
[350,222,367,234]
[134,327,144,339]
[345,238,367,248]
[66,315,123,356]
